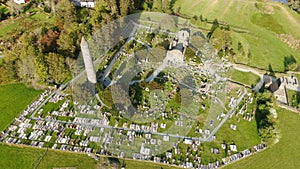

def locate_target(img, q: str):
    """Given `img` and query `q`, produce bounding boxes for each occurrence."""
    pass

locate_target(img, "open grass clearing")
[125,158,182,169]
[229,68,260,87]
[224,107,300,169]
[0,83,42,132]
[0,144,97,169]
[38,148,97,169]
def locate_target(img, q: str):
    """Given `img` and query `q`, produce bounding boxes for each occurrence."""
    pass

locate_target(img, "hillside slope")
[174,0,300,71]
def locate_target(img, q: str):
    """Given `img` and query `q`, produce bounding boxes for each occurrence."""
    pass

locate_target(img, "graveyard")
[0,16,268,169]
[0,0,299,168]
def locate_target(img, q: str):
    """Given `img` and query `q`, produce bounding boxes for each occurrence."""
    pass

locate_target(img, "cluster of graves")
[0,21,268,169]
[222,144,266,165]
[0,83,265,169]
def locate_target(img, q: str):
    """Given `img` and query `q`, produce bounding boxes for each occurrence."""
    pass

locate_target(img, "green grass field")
[0,83,42,132]
[38,149,97,169]
[125,159,182,169]
[173,0,300,72]
[0,144,42,169]
[0,144,97,169]
[224,107,300,169]
[229,69,260,87]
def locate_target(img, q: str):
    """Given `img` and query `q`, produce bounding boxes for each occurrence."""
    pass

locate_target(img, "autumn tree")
[39,29,60,53]
[210,28,231,53]
[0,62,18,84]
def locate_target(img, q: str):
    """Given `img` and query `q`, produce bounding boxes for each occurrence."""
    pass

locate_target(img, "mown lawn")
[229,69,260,87]
[38,149,97,169]
[224,107,300,169]
[0,83,42,132]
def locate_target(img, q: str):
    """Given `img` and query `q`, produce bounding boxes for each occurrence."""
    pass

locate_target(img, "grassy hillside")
[0,144,97,169]
[174,0,300,72]
[224,107,300,169]
[0,83,42,132]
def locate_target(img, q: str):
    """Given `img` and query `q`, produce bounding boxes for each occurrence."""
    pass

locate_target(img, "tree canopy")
[288,0,300,14]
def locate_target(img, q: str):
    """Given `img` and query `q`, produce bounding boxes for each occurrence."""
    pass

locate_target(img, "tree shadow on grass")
[284,55,297,71]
